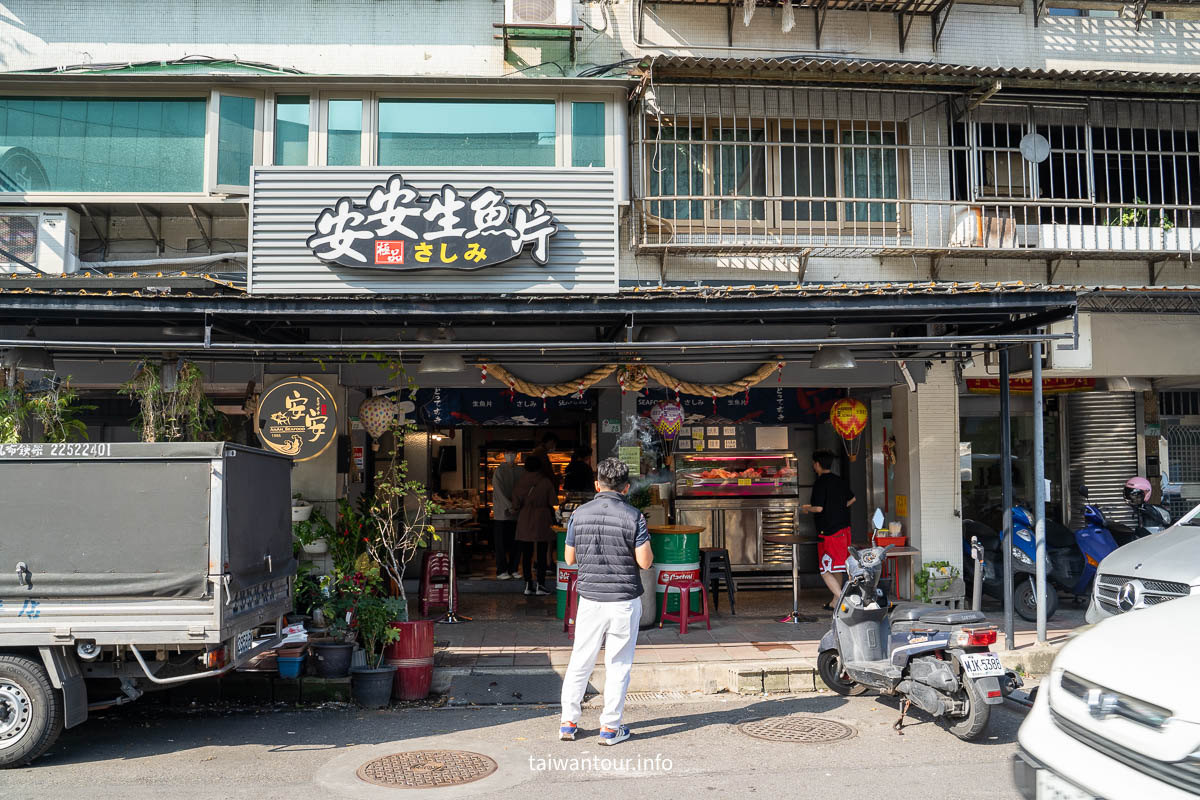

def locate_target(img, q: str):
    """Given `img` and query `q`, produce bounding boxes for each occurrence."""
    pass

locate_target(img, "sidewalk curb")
[997,642,1064,678]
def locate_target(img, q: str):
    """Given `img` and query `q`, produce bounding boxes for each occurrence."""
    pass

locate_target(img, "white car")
[1086,503,1200,624]
[1014,593,1200,799]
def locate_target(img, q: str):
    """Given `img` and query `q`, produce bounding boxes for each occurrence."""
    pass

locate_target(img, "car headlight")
[1011,545,1034,566]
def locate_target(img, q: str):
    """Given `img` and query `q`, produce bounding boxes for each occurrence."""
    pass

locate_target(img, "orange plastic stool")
[659,578,711,634]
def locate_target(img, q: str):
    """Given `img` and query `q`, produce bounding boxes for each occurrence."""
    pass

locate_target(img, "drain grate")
[356,750,498,788]
[738,715,856,743]
[623,691,690,704]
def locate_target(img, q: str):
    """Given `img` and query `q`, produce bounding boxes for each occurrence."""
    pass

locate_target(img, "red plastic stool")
[659,579,710,634]
[418,550,454,618]
[562,572,580,640]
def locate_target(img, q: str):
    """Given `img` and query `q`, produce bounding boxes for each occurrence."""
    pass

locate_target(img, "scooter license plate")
[960,652,1005,678]
[1036,769,1092,800]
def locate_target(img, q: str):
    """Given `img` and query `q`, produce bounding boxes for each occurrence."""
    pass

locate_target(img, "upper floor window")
[274,95,310,166]
[377,99,556,167]
[0,96,206,192]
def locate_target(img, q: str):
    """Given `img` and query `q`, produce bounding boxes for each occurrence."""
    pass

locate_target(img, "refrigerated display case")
[674,451,811,577]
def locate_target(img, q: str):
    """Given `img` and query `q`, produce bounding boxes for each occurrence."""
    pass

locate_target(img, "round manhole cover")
[356,750,498,788]
[739,715,856,743]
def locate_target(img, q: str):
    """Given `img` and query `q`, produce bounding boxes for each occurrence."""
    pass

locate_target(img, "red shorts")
[818,527,851,574]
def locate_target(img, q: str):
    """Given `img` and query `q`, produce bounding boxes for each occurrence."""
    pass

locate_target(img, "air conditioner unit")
[505,0,574,26]
[0,207,80,275]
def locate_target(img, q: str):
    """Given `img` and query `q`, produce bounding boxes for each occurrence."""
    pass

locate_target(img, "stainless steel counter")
[675,496,815,580]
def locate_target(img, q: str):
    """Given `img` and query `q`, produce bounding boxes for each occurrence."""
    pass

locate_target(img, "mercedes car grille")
[1095,573,1189,614]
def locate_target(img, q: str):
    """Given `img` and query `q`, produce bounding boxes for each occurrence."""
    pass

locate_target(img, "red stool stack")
[418,550,454,618]
[562,571,580,640]
[659,578,711,634]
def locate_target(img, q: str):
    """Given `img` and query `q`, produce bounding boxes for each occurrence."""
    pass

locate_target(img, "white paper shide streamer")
[743,0,757,26]
[782,0,795,32]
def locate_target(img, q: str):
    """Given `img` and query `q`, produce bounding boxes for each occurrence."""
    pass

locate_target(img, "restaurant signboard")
[306,174,558,272]
[254,377,338,462]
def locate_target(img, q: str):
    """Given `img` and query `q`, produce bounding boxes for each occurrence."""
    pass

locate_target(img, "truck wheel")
[0,655,63,768]
[818,650,867,696]
[945,676,991,741]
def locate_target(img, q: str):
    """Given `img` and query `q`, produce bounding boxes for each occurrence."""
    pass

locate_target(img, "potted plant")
[349,595,401,708]
[309,590,356,678]
[915,560,963,603]
[293,505,333,555]
[292,492,314,523]
[362,365,442,700]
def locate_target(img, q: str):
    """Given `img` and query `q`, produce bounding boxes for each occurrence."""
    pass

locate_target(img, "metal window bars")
[632,83,1200,259]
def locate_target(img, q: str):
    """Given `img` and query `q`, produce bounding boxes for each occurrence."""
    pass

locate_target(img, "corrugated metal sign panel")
[249,167,618,295]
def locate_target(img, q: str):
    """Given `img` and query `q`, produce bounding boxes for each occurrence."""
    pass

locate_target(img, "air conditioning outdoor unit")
[505,0,574,26]
[0,207,80,275]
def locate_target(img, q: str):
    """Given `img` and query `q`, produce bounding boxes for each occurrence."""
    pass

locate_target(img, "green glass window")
[571,102,605,167]
[0,96,206,192]
[377,99,555,167]
[327,99,362,166]
[273,95,309,166]
[648,126,704,220]
[217,95,256,186]
[842,130,899,223]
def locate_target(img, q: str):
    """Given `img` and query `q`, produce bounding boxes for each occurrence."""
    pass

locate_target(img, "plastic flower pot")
[301,537,328,555]
[277,655,306,679]
[350,665,398,709]
[292,501,314,522]
[309,642,354,679]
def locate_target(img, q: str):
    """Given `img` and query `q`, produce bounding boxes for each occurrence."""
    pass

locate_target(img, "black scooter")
[818,544,1021,741]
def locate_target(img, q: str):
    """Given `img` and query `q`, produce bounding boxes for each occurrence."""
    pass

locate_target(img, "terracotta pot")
[383,620,435,700]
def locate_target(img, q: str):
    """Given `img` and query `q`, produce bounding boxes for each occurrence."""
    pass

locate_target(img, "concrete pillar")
[892,361,962,571]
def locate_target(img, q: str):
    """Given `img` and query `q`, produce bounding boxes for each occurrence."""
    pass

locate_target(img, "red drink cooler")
[384,619,435,700]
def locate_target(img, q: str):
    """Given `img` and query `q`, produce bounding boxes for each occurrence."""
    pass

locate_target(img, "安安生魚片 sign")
[306,173,559,271]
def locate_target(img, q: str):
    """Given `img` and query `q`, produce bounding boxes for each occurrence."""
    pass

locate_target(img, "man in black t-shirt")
[802,449,856,609]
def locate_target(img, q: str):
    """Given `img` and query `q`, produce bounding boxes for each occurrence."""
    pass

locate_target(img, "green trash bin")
[651,530,701,622]
[555,528,577,620]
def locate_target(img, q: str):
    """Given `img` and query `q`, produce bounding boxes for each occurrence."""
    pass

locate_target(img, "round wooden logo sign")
[254,377,338,462]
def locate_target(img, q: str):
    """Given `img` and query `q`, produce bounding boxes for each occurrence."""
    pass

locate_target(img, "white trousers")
[559,596,641,729]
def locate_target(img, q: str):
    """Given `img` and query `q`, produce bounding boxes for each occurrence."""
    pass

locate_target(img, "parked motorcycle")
[1106,477,1172,545]
[962,515,1055,623]
[818,544,1020,741]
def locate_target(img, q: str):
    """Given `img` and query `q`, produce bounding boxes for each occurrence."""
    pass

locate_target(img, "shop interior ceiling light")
[418,353,467,374]
[3,345,56,374]
[809,345,857,370]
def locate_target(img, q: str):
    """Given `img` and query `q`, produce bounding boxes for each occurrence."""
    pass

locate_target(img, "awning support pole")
[1032,340,1048,644]
[1001,347,1015,651]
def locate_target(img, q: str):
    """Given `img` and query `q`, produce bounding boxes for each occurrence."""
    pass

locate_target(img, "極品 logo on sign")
[306,174,559,272]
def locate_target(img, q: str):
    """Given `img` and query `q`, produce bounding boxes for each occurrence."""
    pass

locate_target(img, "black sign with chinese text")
[305,174,559,271]
[255,377,338,462]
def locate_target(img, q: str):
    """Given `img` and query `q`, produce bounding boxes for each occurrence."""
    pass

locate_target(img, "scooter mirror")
[1079,484,1089,498]
[872,508,885,530]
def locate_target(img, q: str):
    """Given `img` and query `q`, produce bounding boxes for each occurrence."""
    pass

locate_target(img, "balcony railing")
[632,83,1200,259]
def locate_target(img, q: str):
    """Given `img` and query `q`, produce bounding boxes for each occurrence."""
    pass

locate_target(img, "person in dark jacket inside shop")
[491,446,520,580]
[558,457,654,747]
[530,432,559,488]
[802,449,857,609]
[512,453,557,596]
[562,446,595,494]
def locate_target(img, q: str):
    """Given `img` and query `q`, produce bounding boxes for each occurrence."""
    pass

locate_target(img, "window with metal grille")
[1160,391,1200,417]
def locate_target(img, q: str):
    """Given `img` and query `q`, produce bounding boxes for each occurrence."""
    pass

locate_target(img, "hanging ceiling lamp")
[636,325,679,343]
[2,330,56,375]
[418,353,467,374]
[809,324,856,370]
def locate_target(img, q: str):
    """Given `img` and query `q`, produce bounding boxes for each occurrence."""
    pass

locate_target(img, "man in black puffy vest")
[558,457,654,746]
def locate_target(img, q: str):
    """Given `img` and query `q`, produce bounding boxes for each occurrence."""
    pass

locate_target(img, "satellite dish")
[1019,132,1051,164]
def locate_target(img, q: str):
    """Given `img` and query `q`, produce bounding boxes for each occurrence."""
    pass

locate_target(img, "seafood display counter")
[673,451,809,578]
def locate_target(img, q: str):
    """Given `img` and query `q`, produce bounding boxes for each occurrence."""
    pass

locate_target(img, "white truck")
[0,443,296,767]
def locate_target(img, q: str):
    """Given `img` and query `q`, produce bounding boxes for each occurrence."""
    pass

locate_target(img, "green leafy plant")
[361,362,443,621]
[119,360,217,442]
[292,562,323,618]
[914,560,960,603]
[293,505,335,550]
[0,372,91,443]
[0,380,28,444]
[1106,197,1175,231]
[354,594,402,668]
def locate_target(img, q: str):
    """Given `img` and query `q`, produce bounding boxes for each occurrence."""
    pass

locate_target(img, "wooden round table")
[763,533,813,624]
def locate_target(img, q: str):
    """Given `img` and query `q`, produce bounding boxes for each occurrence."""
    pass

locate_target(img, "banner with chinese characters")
[307,174,558,271]
[635,387,845,426]
[415,388,597,427]
[966,378,1096,395]
[249,167,618,295]
[254,377,338,461]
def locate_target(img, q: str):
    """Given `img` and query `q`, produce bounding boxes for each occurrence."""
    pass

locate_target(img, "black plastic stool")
[699,547,736,614]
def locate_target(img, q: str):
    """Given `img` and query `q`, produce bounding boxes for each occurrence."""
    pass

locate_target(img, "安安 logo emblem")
[1117,580,1142,612]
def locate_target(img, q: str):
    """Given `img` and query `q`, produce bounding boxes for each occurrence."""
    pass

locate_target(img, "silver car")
[1086,503,1200,623]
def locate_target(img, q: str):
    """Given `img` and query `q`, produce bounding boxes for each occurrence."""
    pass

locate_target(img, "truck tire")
[945,675,992,741]
[0,655,63,768]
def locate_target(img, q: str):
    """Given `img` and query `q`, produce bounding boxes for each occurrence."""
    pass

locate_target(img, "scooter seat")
[892,603,987,625]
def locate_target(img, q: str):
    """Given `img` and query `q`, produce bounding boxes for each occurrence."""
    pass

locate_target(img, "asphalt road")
[0,692,1027,800]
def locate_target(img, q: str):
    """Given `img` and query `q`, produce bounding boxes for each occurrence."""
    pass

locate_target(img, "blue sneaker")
[598,724,631,746]
[559,722,578,741]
